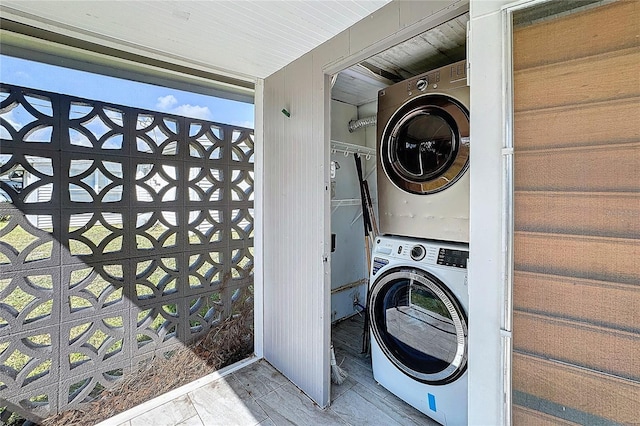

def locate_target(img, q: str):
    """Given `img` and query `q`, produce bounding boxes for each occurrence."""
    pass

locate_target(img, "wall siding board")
[313,51,333,406]
[513,1,639,71]
[513,311,640,380]
[513,406,580,426]
[514,191,640,238]
[514,97,640,150]
[513,271,640,333]
[514,232,640,285]
[263,67,285,368]
[399,1,465,29]
[513,2,640,423]
[513,353,640,424]
[514,47,640,112]
[514,143,640,192]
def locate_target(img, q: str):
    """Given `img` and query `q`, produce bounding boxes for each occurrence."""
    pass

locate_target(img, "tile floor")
[109,316,438,426]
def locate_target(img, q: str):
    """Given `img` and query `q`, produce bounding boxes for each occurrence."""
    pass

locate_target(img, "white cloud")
[172,104,212,121]
[156,95,178,110]
[230,120,254,129]
[13,71,31,82]
[155,95,212,121]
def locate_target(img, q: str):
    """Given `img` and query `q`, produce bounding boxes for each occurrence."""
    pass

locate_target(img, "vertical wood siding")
[512,2,640,424]
[263,53,329,404]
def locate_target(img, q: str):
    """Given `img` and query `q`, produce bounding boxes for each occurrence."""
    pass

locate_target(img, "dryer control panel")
[404,60,467,96]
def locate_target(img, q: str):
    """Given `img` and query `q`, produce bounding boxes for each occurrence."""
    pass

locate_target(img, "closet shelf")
[331,198,361,207]
[331,197,376,214]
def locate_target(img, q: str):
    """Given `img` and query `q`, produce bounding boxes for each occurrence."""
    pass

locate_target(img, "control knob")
[410,245,426,261]
[416,78,428,91]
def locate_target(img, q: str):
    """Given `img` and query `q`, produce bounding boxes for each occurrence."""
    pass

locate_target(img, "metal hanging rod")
[330,140,376,160]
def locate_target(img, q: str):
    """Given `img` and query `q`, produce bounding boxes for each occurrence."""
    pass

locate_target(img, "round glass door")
[369,267,467,384]
[380,95,469,195]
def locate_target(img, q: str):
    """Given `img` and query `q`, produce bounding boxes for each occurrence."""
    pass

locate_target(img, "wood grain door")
[512,1,640,424]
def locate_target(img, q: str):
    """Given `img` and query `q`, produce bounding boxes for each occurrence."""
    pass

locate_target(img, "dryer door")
[380,95,469,195]
[369,267,467,384]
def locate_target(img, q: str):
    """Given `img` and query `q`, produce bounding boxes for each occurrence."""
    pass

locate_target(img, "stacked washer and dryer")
[368,60,470,425]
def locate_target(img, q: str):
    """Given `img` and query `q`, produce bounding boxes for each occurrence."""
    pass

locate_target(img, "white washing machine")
[369,235,468,425]
[377,60,470,243]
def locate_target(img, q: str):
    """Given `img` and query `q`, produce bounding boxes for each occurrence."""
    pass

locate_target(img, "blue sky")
[0,55,255,129]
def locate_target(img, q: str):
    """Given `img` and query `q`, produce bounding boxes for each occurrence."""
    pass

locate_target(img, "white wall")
[330,100,368,323]
[468,1,513,424]
[331,100,362,146]
[261,0,471,409]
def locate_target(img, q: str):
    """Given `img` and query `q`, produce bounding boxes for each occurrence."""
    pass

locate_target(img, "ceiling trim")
[324,0,469,76]
[0,11,256,103]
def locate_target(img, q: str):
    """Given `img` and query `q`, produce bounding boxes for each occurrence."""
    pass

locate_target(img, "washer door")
[369,267,467,384]
[380,95,469,195]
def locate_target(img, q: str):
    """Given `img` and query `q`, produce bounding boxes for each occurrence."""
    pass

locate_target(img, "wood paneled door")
[511,1,640,424]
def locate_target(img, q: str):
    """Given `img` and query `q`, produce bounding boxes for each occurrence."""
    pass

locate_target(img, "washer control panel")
[373,236,469,269]
[437,248,469,269]
[410,244,426,261]
[371,257,389,276]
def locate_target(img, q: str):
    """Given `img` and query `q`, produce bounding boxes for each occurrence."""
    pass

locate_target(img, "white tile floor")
[106,316,438,426]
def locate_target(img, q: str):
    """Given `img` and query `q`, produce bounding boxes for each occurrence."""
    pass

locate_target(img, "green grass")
[411,290,451,319]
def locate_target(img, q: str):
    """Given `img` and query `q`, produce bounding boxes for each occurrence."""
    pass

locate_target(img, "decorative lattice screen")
[0,84,254,419]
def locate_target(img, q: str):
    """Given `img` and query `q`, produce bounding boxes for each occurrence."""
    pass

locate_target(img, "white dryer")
[369,235,468,425]
[377,60,469,243]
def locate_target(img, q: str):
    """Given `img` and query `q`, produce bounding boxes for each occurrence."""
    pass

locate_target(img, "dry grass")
[39,297,253,426]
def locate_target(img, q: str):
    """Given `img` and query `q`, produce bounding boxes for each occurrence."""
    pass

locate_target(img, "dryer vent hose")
[348,116,377,133]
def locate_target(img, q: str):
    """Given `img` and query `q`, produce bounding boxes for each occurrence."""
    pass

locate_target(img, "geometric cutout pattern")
[0,326,57,395]
[188,252,223,292]
[0,212,57,269]
[0,153,55,205]
[230,130,254,163]
[188,167,224,202]
[231,247,254,281]
[134,211,179,252]
[134,257,180,303]
[231,207,254,240]
[69,102,124,152]
[67,212,125,257]
[189,123,224,160]
[63,265,125,319]
[0,273,55,334]
[188,209,223,245]
[63,315,125,374]
[188,292,223,334]
[135,303,180,349]
[230,168,254,202]
[0,83,254,420]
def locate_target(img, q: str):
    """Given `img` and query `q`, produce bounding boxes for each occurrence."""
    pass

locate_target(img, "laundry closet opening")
[328,10,470,423]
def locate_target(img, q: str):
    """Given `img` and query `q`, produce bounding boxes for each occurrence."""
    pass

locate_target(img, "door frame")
[321,1,471,402]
